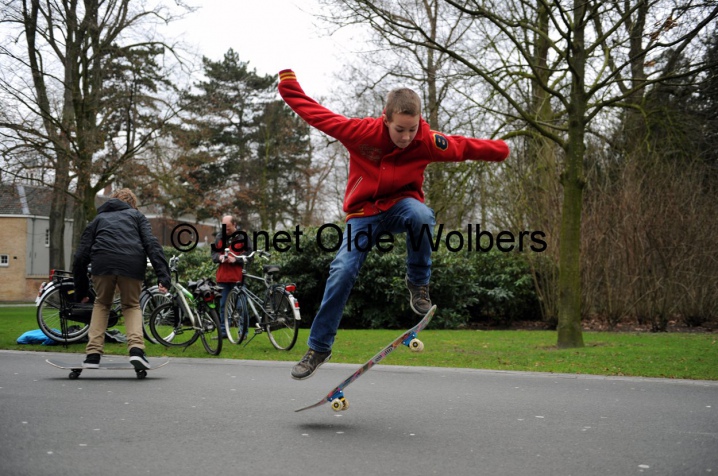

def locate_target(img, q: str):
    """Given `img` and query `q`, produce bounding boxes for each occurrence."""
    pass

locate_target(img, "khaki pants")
[85,274,144,355]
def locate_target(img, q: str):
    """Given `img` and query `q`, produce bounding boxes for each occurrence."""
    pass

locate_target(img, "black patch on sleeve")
[432,132,449,151]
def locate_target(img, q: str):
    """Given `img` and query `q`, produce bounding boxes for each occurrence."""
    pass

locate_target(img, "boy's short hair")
[385,88,421,121]
[111,188,138,209]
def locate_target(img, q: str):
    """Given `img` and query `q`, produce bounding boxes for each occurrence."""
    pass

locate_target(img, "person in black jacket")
[72,188,171,370]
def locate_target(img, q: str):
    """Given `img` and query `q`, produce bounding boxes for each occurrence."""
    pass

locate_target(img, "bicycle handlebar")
[169,254,182,268]
[224,249,270,264]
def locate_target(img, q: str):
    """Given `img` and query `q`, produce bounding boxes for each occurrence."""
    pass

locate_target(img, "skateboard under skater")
[295,305,437,412]
[46,358,170,379]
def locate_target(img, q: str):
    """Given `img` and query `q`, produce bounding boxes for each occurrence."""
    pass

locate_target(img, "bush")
[145,246,218,284]
[269,226,541,330]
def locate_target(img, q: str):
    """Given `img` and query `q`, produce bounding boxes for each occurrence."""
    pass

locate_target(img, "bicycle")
[141,284,171,344]
[148,255,223,355]
[35,268,164,344]
[223,249,301,351]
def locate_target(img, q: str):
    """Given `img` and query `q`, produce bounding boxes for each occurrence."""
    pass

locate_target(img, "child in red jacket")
[278,69,509,379]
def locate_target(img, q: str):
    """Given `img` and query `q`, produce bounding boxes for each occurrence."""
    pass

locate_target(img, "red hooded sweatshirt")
[278,69,509,220]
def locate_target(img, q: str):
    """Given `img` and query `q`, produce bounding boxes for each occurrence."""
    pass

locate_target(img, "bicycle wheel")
[265,290,298,351]
[149,301,199,348]
[37,283,90,343]
[141,286,170,344]
[198,305,222,355]
[224,287,249,345]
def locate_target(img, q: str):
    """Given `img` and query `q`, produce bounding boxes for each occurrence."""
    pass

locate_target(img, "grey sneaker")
[83,353,101,369]
[406,275,431,315]
[291,349,332,380]
[129,347,150,370]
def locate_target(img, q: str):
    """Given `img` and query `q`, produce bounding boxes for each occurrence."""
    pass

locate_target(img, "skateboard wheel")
[136,370,147,379]
[331,398,344,412]
[69,371,80,379]
[341,399,349,411]
[409,338,424,352]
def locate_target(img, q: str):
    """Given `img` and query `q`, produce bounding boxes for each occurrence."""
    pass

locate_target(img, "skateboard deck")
[46,358,169,379]
[295,305,436,412]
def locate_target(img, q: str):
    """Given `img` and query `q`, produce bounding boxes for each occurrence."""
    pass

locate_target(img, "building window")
[0,255,9,267]
[45,228,50,247]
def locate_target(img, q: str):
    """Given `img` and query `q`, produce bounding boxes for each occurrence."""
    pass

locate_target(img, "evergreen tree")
[167,49,313,230]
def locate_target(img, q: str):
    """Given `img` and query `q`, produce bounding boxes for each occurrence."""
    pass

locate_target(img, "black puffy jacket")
[72,199,171,299]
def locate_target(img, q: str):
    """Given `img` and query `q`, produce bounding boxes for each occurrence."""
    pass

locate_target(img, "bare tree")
[0,0,190,269]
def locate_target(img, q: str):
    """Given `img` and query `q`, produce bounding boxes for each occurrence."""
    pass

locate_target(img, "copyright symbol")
[171,223,199,252]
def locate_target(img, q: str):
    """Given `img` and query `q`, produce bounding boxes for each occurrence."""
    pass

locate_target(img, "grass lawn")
[3,304,716,380]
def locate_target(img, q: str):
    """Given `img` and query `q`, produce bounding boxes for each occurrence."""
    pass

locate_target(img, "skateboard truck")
[328,389,349,412]
[402,331,424,352]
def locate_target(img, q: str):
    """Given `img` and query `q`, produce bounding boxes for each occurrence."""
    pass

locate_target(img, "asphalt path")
[1,349,716,476]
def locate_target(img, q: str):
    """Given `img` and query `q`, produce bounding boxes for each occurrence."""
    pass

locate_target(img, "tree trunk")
[24,0,72,271]
[556,0,588,348]
[557,143,585,348]
[622,0,649,153]
[71,174,93,252]
[49,163,70,271]
[422,3,445,218]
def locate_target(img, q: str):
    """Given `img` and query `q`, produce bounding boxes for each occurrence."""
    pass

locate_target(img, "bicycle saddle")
[263,265,281,275]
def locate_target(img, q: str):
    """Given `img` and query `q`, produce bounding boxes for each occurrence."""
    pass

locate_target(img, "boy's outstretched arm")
[278,69,373,142]
[431,132,510,164]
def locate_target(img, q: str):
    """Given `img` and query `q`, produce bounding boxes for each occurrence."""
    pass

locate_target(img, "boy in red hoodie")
[278,69,509,379]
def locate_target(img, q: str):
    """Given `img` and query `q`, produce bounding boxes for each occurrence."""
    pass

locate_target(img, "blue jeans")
[308,198,435,352]
[218,282,235,333]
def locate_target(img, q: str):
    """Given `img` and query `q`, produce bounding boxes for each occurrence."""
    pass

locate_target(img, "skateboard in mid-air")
[46,358,170,380]
[295,305,437,412]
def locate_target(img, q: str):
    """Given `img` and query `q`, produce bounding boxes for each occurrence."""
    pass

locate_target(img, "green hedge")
[152,226,541,330]
[145,246,217,285]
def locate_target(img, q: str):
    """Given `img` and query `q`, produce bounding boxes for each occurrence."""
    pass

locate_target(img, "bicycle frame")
[165,257,206,331]
[229,251,301,325]
[223,249,300,350]
[172,283,202,327]
[250,277,299,323]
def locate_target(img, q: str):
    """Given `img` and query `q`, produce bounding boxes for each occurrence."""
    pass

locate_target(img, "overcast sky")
[163,0,357,97]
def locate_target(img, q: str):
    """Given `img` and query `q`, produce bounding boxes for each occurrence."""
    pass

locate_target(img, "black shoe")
[406,275,432,315]
[83,353,101,369]
[129,347,150,370]
[291,349,332,380]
